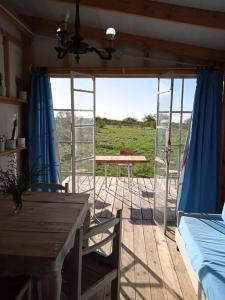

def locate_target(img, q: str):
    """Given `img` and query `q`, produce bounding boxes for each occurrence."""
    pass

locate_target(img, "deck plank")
[154,227,183,300]
[89,177,196,300]
[133,220,152,300]
[121,219,135,300]
[166,228,196,300]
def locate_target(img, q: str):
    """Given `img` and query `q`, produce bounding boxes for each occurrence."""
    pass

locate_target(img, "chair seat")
[0,275,30,300]
[81,252,116,294]
[62,251,117,297]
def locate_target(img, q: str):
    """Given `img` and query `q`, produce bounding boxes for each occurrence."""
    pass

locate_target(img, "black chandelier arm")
[90,47,115,60]
[54,46,67,59]
[75,0,81,39]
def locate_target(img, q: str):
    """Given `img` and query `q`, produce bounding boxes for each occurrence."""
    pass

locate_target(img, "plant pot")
[5,139,16,150]
[0,141,5,152]
[19,91,27,101]
[17,138,26,148]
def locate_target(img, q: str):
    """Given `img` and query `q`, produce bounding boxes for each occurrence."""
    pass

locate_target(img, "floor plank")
[133,220,152,300]
[88,177,196,300]
[154,226,183,300]
[120,219,135,300]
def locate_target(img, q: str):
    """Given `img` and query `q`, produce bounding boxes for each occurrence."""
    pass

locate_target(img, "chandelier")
[55,0,116,63]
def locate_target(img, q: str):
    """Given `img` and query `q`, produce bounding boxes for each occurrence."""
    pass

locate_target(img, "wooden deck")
[89,176,196,300]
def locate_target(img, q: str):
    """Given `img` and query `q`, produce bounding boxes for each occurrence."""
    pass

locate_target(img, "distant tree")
[122,117,138,125]
[96,117,106,129]
[143,114,156,128]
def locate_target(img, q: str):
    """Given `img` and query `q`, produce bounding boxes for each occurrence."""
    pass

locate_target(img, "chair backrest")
[73,210,122,298]
[82,209,122,258]
[30,183,69,193]
[120,148,135,155]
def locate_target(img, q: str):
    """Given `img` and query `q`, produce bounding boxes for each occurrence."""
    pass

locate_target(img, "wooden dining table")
[0,192,90,300]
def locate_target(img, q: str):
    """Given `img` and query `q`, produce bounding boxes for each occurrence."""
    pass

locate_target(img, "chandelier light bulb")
[106,27,116,40]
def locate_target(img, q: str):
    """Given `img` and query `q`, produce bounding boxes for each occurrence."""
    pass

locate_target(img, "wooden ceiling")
[2,0,225,73]
[52,0,225,30]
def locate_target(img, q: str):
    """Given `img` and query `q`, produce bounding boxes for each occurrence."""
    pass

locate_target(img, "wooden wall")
[0,14,30,169]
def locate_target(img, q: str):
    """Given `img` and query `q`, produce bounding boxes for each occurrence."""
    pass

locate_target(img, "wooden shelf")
[0,96,27,106]
[0,147,27,157]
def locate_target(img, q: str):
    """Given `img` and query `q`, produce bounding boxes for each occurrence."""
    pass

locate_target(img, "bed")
[176,211,225,300]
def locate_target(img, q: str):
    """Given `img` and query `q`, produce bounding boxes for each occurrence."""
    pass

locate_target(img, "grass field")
[56,119,187,181]
[96,125,156,178]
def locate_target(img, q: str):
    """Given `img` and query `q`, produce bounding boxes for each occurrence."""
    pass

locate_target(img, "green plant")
[0,157,44,211]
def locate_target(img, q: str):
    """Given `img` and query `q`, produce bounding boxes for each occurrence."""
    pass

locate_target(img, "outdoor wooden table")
[0,192,90,300]
[96,155,147,188]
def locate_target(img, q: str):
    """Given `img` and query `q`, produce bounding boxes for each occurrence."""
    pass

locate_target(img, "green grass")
[96,125,156,178]
[57,122,188,181]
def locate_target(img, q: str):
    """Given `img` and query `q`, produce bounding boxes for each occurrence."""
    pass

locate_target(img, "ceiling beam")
[0,1,33,37]
[22,16,225,64]
[51,0,225,31]
[49,67,198,77]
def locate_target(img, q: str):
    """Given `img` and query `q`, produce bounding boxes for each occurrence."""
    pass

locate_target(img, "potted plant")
[0,158,44,213]
[0,73,6,97]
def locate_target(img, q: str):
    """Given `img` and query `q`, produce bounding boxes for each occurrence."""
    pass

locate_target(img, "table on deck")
[0,192,90,300]
[96,155,147,188]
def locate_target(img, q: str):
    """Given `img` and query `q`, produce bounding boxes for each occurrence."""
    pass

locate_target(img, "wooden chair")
[0,275,32,300]
[30,182,69,193]
[62,209,122,300]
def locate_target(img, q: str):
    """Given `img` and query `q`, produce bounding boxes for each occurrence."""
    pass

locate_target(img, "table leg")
[83,209,91,247]
[41,270,62,300]
[128,165,131,190]
[105,164,108,189]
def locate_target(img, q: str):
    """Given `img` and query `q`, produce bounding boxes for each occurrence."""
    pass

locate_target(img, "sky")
[50,77,196,121]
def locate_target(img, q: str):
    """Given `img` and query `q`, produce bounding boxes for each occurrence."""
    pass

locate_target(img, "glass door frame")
[153,77,174,234]
[70,72,96,217]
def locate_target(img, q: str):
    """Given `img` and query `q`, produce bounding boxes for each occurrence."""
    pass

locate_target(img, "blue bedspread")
[179,215,225,300]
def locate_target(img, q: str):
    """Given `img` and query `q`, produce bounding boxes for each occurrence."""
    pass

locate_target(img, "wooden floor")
[89,176,197,300]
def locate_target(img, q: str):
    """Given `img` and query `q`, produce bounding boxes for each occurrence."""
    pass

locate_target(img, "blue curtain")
[178,70,223,213]
[28,71,59,184]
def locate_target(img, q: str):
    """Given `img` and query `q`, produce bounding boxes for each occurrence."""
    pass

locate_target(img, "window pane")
[54,111,71,142]
[183,79,196,111]
[51,78,71,109]
[74,77,94,91]
[182,113,192,144]
[75,142,94,160]
[158,112,169,127]
[74,91,94,110]
[159,92,171,112]
[159,79,171,92]
[171,113,180,146]
[172,79,182,111]
[74,111,94,126]
[58,142,72,175]
[74,126,93,144]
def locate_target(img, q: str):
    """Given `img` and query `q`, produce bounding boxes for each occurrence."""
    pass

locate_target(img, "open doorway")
[50,75,196,224]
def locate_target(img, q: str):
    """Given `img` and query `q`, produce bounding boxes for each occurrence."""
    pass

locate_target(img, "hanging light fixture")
[54,0,116,63]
